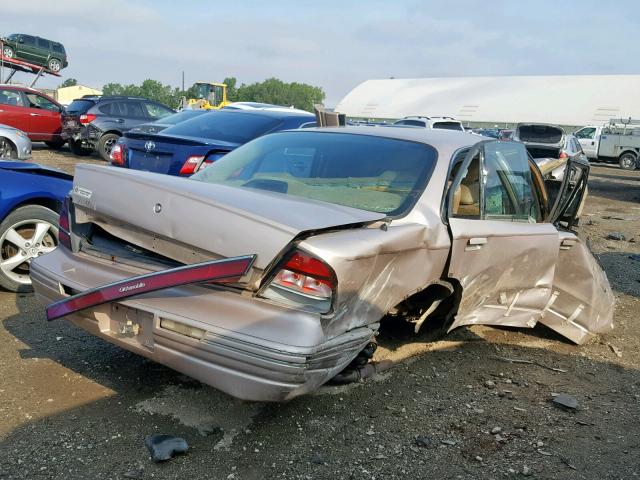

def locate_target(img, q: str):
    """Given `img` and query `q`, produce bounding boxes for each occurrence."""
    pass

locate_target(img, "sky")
[2,0,639,105]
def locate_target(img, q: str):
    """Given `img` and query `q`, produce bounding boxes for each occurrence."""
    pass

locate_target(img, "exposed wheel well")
[387,278,462,333]
[619,150,638,159]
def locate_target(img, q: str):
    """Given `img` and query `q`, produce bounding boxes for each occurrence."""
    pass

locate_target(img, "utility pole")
[182,71,185,92]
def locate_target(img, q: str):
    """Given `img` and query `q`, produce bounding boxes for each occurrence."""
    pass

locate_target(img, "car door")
[21,91,62,141]
[17,35,38,63]
[35,38,51,66]
[122,100,149,131]
[0,88,30,133]
[574,127,598,159]
[536,156,614,343]
[446,140,560,331]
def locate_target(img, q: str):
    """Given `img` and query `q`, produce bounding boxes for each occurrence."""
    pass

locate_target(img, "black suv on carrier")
[62,96,174,161]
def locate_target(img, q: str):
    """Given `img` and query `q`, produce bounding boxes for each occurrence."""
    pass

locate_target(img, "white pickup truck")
[574,119,640,170]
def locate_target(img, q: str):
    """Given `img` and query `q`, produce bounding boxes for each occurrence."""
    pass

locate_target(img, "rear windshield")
[518,125,564,144]
[158,110,208,125]
[394,119,426,127]
[162,111,282,144]
[66,99,95,114]
[191,131,438,216]
[432,121,464,131]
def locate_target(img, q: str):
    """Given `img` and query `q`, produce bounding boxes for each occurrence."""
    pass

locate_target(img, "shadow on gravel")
[587,177,640,204]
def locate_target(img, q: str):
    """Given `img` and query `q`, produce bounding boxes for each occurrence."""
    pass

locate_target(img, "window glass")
[21,35,36,46]
[0,89,25,107]
[192,131,438,216]
[432,121,464,131]
[451,153,481,218]
[25,93,58,111]
[483,142,538,222]
[67,99,95,114]
[52,43,64,54]
[99,103,114,115]
[393,119,426,127]
[574,127,596,139]
[125,101,146,118]
[164,111,282,143]
[143,102,174,119]
[36,38,51,49]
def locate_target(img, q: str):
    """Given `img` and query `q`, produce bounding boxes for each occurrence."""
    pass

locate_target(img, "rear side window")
[37,38,51,50]
[52,43,64,54]
[0,89,25,107]
[67,99,95,114]
[143,102,174,120]
[25,92,59,112]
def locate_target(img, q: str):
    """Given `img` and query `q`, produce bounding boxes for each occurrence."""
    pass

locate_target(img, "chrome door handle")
[465,237,487,251]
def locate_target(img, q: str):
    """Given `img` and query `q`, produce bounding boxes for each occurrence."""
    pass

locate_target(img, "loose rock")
[552,393,579,410]
[606,232,626,241]
[144,435,189,462]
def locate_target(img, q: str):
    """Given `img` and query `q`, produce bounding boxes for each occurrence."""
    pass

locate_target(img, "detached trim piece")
[46,255,256,321]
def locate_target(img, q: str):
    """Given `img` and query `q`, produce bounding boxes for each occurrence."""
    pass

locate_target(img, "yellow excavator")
[181,82,231,110]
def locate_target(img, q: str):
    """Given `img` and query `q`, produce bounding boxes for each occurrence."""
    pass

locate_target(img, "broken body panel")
[31,128,614,401]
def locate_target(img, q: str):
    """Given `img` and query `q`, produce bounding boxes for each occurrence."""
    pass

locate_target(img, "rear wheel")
[44,140,65,150]
[2,45,14,59]
[48,58,62,72]
[0,205,59,292]
[0,137,17,159]
[98,133,120,162]
[68,139,92,156]
[619,152,638,170]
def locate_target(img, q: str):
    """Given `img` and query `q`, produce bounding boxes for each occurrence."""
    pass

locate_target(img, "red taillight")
[268,250,335,300]
[79,113,96,124]
[559,152,569,159]
[179,155,205,175]
[58,196,72,250]
[110,143,125,166]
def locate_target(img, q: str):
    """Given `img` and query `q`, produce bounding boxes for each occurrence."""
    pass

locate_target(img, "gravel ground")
[0,146,639,479]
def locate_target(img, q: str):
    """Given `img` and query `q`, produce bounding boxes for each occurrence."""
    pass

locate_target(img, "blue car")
[0,161,72,292]
[110,109,316,176]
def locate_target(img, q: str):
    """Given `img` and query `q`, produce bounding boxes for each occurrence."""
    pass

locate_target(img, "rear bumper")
[61,125,99,147]
[31,248,374,401]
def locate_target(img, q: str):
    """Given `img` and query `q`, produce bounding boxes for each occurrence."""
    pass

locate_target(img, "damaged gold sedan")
[31,128,614,401]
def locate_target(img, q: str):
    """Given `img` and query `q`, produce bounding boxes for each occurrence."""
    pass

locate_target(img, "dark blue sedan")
[0,161,72,292]
[111,109,316,176]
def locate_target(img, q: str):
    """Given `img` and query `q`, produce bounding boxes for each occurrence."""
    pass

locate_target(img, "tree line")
[60,77,325,111]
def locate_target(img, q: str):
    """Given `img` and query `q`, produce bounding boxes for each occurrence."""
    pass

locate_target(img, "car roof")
[289,126,480,151]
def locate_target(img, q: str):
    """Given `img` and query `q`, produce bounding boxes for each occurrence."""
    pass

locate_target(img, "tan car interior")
[452,156,480,217]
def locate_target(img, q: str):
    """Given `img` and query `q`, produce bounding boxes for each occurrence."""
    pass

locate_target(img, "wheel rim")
[49,60,61,72]
[103,138,116,155]
[3,47,13,58]
[0,138,11,158]
[621,156,634,169]
[0,219,58,285]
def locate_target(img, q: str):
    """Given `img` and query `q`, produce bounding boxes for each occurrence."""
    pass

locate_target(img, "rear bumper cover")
[31,248,374,401]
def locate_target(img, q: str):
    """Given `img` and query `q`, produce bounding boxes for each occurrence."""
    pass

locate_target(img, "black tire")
[68,139,93,156]
[2,45,14,59]
[0,137,17,159]
[98,133,120,162]
[0,205,59,293]
[619,152,637,170]
[48,58,62,72]
[44,140,66,150]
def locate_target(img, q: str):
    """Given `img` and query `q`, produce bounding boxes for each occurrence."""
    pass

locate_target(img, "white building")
[334,75,640,128]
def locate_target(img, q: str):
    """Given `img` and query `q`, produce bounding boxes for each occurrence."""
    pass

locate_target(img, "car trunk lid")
[123,132,237,175]
[71,164,386,271]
